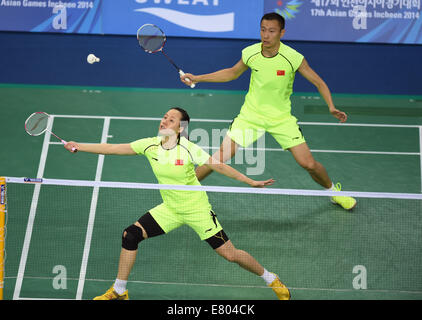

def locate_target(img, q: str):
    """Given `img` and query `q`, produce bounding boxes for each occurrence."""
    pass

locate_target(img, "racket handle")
[61,140,77,152]
[179,70,195,88]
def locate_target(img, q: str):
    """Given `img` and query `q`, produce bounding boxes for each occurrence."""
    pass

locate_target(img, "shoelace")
[105,290,118,299]
[334,182,342,192]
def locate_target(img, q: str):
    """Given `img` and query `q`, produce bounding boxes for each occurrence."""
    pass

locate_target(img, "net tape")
[4,177,422,200]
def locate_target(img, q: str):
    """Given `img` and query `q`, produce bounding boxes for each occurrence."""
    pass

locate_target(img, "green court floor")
[1,84,422,300]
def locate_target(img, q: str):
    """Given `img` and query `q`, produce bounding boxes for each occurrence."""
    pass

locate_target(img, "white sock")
[113,279,127,295]
[260,269,277,285]
[325,183,336,191]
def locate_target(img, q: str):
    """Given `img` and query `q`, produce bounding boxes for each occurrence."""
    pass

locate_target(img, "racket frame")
[24,112,76,151]
[136,24,195,88]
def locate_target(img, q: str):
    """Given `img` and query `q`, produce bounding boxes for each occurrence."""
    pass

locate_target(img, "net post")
[0,177,6,300]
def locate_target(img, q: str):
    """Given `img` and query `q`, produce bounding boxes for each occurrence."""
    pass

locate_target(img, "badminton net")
[2,176,422,300]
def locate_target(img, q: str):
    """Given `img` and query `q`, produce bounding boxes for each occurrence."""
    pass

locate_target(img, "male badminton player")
[180,13,356,210]
[64,107,290,300]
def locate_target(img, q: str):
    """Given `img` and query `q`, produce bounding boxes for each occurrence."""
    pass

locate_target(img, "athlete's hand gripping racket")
[137,24,195,88]
[25,112,77,152]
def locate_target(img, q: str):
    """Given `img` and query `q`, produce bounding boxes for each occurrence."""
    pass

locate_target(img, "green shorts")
[149,203,223,240]
[227,114,306,150]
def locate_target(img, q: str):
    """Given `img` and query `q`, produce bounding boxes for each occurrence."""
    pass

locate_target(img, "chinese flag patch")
[175,159,184,166]
[277,70,285,76]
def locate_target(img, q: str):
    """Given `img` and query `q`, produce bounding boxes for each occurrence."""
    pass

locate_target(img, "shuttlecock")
[87,53,100,64]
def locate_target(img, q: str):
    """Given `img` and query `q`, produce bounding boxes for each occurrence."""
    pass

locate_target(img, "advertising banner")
[0,0,420,44]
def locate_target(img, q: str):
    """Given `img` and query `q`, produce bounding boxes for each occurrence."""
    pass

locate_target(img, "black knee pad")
[122,224,144,251]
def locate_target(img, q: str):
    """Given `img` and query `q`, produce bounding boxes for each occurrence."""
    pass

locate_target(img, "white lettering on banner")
[0,0,22,6]
[309,0,421,27]
[192,0,208,5]
[135,0,219,5]
[134,0,228,32]
[326,8,348,16]
[48,1,77,8]
[312,0,421,9]
[22,0,46,7]
[0,1,94,8]
[134,7,234,32]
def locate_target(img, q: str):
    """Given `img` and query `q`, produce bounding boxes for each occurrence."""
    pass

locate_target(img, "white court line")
[18,297,75,300]
[420,126,422,192]
[52,114,230,123]
[13,117,54,300]
[51,114,422,128]
[48,141,420,156]
[7,275,422,297]
[49,114,421,155]
[298,121,421,128]
[75,117,111,300]
[7,276,422,299]
[209,146,419,156]
[297,149,419,156]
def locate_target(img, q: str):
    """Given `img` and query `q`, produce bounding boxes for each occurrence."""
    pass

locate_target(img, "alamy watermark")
[52,5,67,30]
[52,265,67,290]
[352,265,367,290]
[351,5,368,30]
[160,124,267,176]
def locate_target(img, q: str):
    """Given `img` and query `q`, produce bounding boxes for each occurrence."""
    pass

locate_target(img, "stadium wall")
[1,31,421,95]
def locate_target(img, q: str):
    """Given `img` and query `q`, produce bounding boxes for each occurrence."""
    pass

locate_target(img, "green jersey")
[241,42,304,120]
[130,136,212,214]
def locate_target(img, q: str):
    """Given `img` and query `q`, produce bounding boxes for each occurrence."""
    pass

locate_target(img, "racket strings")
[25,113,49,136]
[137,24,166,53]
[139,36,165,53]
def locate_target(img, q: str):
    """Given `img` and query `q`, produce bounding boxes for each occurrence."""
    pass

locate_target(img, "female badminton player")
[64,107,290,300]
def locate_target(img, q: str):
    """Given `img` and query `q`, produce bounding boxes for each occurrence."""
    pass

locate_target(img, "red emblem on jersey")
[175,159,184,166]
[277,70,285,76]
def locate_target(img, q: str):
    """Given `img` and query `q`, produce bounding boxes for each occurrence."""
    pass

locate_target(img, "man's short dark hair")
[261,12,285,30]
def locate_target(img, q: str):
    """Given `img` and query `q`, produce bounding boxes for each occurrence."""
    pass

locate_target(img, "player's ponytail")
[170,107,190,141]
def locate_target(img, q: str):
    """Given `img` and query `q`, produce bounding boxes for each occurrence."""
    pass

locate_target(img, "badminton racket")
[25,112,77,152]
[137,24,195,88]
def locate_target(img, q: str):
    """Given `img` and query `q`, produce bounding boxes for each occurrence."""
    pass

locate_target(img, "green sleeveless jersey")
[241,42,304,120]
[130,136,211,213]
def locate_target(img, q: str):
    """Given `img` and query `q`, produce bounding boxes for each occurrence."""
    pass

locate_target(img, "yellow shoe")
[93,286,129,300]
[330,183,357,210]
[268,273,291,300]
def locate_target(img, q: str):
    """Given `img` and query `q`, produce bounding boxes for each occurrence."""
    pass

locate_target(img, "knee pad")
[122,224,144,251]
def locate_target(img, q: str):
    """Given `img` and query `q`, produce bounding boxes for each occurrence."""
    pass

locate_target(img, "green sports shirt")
[241,42,304,120]
[130,136,212,214]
